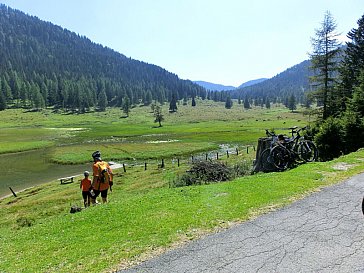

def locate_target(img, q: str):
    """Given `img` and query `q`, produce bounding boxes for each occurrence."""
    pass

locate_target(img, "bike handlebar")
[289,126,308,136]
[265,129,276,137]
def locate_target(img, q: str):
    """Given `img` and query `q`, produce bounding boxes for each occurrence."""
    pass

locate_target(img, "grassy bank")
[1,149,363,272]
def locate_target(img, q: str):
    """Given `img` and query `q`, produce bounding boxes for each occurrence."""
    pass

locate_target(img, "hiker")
[90,151,113,204]
[80,171,92,207]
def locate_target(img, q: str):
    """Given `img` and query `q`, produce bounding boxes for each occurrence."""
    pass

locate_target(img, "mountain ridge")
[193,81,236,91]
[0,4,206,111]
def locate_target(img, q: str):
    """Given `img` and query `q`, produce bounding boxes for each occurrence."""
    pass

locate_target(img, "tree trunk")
[252,137,273,173]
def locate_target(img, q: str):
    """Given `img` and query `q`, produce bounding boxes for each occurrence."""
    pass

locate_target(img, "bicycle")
[260,129,291,171]
[284,126,318,163]
[260,127,318,172]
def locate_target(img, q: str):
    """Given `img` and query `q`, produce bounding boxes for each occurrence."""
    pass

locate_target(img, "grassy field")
[0,100,309,162]
[1,148,364,272]
[0,100,328,272]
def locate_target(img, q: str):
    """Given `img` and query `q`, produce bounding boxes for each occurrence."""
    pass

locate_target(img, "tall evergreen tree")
[225,95,233,109]
[309,11,341,119]
[288,94,296,112]
[144,90,153,106]
[98,88,108,111]
[191,96,196,107]
[339,14,364,112]
[122,95,131,117]
[244,96,250,109]
[349,70,364,117]
[169,93,178,112]
[0,90,6,110]
[1,78,11,103]
[266,98,271,109]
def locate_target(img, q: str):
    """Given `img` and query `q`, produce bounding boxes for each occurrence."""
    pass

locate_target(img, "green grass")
[1,149,364,273]
[0,101,322,272]
[0,101,310,161]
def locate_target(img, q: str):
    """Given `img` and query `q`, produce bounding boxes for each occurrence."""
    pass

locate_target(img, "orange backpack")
[96,161,111,184]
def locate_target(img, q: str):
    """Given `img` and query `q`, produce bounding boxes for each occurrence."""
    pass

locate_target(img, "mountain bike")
[260,130,291,171]
[284,126,318,163]
[260,127,318,172]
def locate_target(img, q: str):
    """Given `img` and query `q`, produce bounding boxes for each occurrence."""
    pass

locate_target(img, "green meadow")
[4,100,353,273]
[0,100,308,163]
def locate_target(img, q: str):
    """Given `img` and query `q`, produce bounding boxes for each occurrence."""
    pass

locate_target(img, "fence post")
[246,146,249,154]
[217,152,219,160]
[161,159,165,168]
[178,158,180,167]
[226,150,229,158]
[236,148,239,155]
[9,187,17,197]
[206,153,208,160]
[145,162,147,171]
[123,163,126,173]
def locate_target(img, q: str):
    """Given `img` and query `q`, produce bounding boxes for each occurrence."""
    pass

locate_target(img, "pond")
[0,149,89,198]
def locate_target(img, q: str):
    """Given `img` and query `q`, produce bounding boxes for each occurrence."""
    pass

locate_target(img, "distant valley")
[194,78,268,91]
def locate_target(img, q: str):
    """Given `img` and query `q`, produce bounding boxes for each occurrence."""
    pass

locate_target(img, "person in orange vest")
[80,171,92,207]
[90,151,113,204]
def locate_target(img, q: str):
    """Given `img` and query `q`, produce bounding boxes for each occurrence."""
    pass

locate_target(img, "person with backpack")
[90,151,113,204]
[80,171,92,207]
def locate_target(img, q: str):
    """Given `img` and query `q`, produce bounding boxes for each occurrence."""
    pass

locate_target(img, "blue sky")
[1,0,363,86]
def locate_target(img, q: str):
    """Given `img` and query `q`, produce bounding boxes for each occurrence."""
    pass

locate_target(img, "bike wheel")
[299,140,318,162]
[260,148,276,172]
[271,145,290,170]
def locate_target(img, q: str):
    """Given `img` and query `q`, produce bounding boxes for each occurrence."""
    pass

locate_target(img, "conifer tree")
[122,95,131,117]
[309,11,341,119]
[98,88,108,111]
[225,95,233,109]
[244,96,250,109]
[144,90,153,106]
[191,96,196,107]
[339,14,364,113]
[288,94,297,112]
[169,93,177,112]
[0,90,7,110]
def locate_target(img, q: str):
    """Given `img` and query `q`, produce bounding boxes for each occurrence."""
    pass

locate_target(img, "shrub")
[342,111,364,153]
[16,217,34,228]
[172,159,253,187]
[314,117,345,161]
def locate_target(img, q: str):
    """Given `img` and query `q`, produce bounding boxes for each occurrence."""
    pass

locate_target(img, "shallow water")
[0,149,89,198]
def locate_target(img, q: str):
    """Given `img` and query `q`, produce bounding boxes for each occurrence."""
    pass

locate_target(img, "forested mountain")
[237,78,267,89]
[194,81,236,91]
[194,78,268,92]
[0,5,206,111]
[230,60,312,104]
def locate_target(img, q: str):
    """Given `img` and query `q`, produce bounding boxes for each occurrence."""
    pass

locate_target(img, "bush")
[172,159,252,187]
[314,117,345,161]
[342,111,364,153]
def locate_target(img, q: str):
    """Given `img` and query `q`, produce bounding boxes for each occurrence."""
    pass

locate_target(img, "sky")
[1,0,363,87]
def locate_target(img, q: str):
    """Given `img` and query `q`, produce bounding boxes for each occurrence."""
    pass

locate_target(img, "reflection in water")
[0,149,89,198]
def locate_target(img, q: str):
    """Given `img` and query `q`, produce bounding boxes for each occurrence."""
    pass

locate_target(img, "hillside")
[0,5,206,111]
[231,60,312,102]
[194,81,236,91]
[194,78,268,91]
[237,78,268,89]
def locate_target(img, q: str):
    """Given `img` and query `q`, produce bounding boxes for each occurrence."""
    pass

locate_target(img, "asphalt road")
[120,173,364,273]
